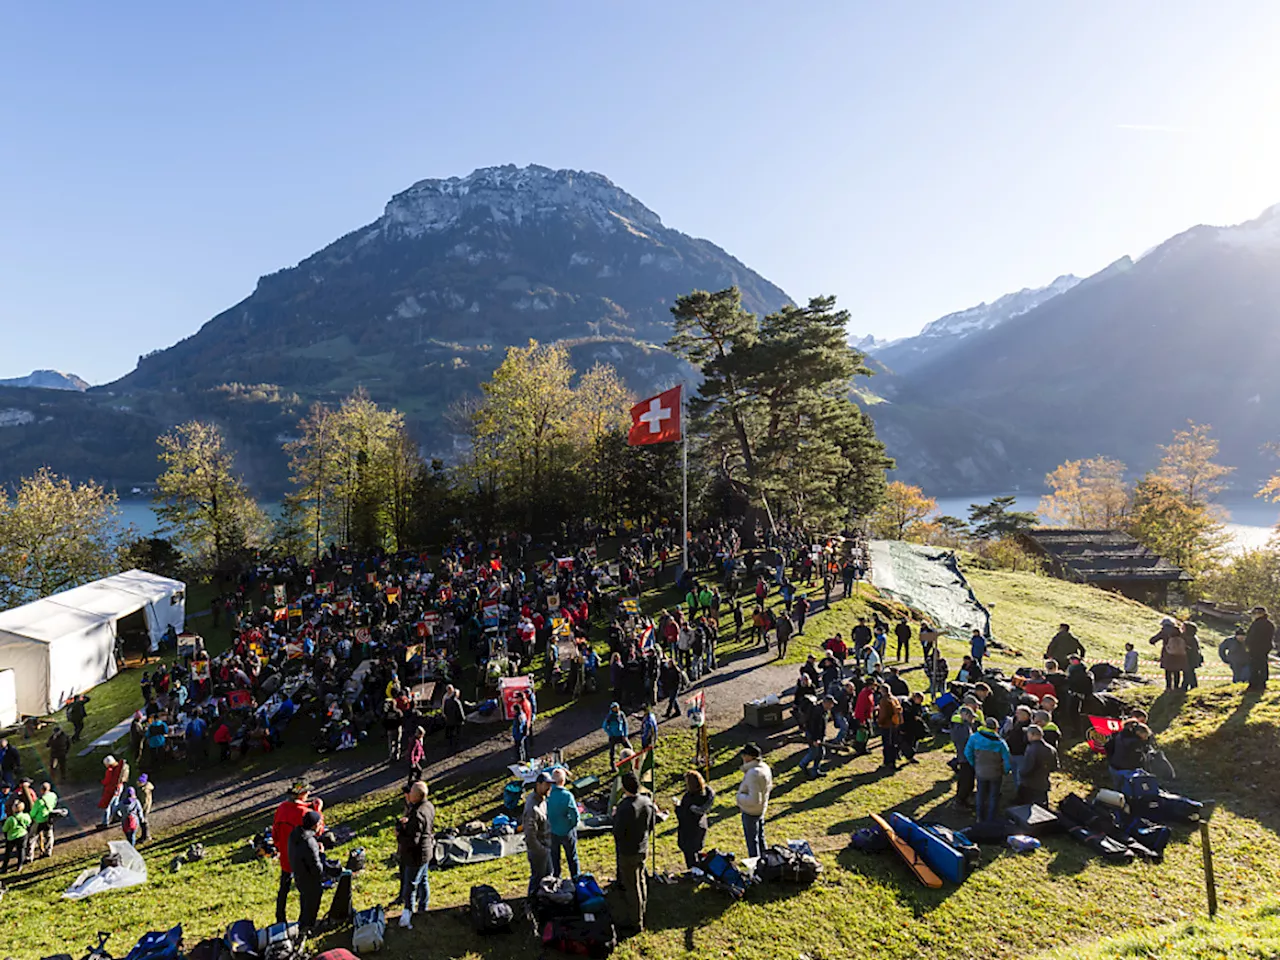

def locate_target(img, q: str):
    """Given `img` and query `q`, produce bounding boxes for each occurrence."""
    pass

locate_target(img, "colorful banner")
[288,602,303,619]
[273,607,288,623]
[386,587,401,604]
[273,585,286,605]
[621,598,639,616]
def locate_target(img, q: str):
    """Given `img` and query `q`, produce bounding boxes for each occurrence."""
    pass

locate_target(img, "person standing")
[45,727,70,783]
[547,768,581,879]
[395,780,435,930]
[1246,607,1275,693]
[288,810,325,933]
[1,799,31,873]
[660,657,682,720]
[950,704,977,809]
[272,780,324,924]
[442,685,465,754]
[511,694,530,764]
[120,787,144,846]
[523,772,554,908]
[894,619,912,663]
[1182,623,1203,690]
[31,781,58,859]
[97,755,128,828]
[734,743,773,859]
[1017,725,1058,807]
[674,771,715,869]
[136,774,154,843]
[1045,624,1085,666]
[964,718,1012,823]
[602,703,631,768]
[792,595,810,635]
[969,629,988,669]
[184,708,208,772]
[775,609,794,661]
[67,695,89,743]
[639,708,658,753]
[612,772,656,935]
[800,696,832,779]
[1225,627,1251,684]
[876,684,903,770]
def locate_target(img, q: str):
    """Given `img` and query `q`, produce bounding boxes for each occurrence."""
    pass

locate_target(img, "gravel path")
[48,642,801,859]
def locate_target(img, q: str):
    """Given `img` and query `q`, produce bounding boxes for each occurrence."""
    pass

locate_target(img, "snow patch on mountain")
[0,370,90,392]
[1216,202,1280,250]
[916,274,1082,340]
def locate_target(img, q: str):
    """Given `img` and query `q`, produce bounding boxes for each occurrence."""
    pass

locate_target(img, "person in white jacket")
[735,742,774,858]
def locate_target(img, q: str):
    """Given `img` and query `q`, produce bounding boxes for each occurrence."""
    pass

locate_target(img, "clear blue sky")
[2,2,1278,384]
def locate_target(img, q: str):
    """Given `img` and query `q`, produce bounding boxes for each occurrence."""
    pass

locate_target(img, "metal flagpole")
[681,384,689,577]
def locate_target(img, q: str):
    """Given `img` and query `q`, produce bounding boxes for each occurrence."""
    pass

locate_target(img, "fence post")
[1200,820,1218,918]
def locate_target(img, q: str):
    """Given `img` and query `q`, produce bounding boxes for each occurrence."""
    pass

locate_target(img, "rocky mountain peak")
[381,164,664,240]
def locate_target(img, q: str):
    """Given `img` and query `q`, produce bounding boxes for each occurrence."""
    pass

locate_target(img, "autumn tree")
[870,482,936,540]
[1127,423,1233,580]
[1040,457,1132,528]
[0,468,125,606]
[286,390,419,553]
[155,421,267,571]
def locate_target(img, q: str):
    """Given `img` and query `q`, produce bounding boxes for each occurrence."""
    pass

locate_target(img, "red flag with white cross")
[627,385,682,446]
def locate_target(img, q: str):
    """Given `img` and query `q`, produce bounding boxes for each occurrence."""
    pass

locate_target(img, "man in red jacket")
[273,779,324,923]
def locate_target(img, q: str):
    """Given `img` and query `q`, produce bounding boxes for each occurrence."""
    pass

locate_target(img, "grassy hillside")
[9,682,1279,960]
[1038,903,1280,959]
[965,566,1231,675]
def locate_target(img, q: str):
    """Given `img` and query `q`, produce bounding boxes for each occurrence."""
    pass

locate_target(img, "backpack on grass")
[351,905,385,953]
[541,916,618,958]
[470,883,514,934]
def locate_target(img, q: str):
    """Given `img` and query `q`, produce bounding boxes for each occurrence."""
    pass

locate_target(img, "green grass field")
[8,677,1278,960]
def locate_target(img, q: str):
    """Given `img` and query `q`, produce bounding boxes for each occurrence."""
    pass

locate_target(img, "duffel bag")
[541,916,619,958]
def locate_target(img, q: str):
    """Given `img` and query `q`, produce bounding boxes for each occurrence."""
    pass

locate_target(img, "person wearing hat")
[272,779,324,923]
[288,809,325,932]
[136,774,154,843]
[523,772,553,908]
[800,654,821,689]
[1246,606,1275,693]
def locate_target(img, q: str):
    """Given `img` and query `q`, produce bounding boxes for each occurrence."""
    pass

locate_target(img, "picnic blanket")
[433,832,526,869]
[64,841,148,899]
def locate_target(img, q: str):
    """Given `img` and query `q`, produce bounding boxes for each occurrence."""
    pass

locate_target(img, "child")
[1123,643,1138,675]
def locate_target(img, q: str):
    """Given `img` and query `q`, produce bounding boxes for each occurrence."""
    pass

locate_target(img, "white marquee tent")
[0,570,185,718]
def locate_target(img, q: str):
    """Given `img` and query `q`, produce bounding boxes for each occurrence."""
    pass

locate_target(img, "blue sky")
[2,2,1278,384]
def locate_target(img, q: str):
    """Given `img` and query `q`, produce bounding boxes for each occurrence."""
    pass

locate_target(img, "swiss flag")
[627,385,682,446]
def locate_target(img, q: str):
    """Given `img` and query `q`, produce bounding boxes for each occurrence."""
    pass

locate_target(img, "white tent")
[0,570,185,717]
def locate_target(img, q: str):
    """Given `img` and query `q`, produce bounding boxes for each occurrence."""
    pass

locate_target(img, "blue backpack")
[574,873,608,913]
[123,926,182,960]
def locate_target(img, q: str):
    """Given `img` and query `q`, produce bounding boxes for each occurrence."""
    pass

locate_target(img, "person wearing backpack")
[395,780,435,930]
[1148,619,1188,691]
[119,787,144,846]
[876,684,904,770]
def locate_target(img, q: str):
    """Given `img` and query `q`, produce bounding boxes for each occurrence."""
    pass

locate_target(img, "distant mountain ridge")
[867,202,1280,493]
[0,369,89,392]
[4,165,792,493]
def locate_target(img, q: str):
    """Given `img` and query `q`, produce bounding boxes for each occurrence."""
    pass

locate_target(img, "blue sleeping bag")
[887,812,967,884]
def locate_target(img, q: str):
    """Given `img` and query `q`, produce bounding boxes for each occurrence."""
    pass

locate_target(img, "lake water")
[931,494,1276,553]
[115,501,282,538]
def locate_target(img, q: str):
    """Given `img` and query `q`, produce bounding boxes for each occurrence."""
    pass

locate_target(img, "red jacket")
[853,686,877,723]
[273,799,323,873]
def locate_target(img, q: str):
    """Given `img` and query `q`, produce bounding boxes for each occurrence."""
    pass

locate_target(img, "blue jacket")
[546,784,580,837]
[602,712,628,739]
[971,634,988,660]
[964,727,1012,780]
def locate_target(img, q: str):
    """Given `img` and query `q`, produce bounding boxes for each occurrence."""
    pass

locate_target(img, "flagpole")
[681,383,689,578]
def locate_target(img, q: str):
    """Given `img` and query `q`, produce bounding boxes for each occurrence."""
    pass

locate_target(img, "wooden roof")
[1021,528,1192,582]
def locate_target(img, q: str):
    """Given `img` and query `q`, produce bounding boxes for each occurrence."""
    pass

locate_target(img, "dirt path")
[49,642,801,859]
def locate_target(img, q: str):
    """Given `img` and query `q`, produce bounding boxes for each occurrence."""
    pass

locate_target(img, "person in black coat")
[395,780,436,929]
[1246,607,1276,692]
[674,771,716,869]
[287,810,325,931]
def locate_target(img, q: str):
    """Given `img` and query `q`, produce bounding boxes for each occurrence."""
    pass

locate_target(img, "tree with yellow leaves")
[1039,456,1131,528]
[870,481,936,541]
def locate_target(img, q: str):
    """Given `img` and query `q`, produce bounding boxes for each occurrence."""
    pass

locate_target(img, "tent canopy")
[0,570,185,717]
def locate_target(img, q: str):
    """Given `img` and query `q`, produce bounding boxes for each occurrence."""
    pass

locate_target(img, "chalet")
[1019,528,1191,607]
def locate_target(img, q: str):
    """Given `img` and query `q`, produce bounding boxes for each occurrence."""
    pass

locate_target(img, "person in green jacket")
[2,799,31,872]
[31,782,58,859]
